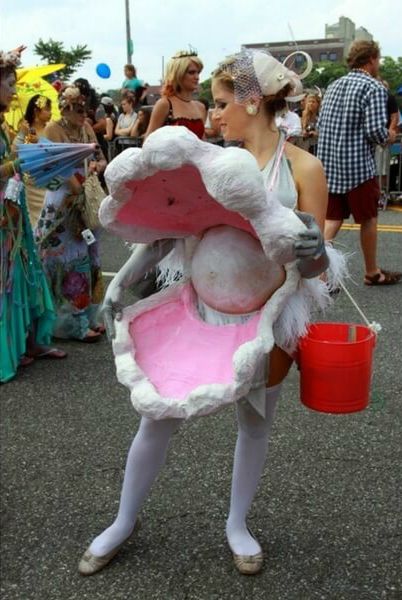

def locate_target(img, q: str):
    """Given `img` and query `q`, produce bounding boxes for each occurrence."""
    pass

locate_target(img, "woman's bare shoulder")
[44,120,64,141]
[154,96,170,110]
[285,142,324,176]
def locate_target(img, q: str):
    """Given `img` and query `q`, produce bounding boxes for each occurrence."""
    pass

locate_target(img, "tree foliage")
[379,56,402,95]
[303,61,348,91]
[199,78,213,104]
[34,38,92,80]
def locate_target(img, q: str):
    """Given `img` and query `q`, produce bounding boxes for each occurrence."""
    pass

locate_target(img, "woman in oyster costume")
[78,50,335,576]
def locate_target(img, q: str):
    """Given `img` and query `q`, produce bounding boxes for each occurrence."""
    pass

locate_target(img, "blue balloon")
[96,63,111,79]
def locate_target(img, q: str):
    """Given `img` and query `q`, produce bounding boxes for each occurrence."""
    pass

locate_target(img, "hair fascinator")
[58,84,85,111]
[217,49,313,104]
[35,95,50,110]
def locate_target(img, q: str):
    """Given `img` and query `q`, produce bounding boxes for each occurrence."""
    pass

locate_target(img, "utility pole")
[125,0,133,64]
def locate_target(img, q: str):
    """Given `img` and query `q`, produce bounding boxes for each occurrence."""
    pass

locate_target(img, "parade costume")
[34,86,105,341]
[99,125,342,419]
[0,52,55,383]
[165,97,205,139]
[79,49,345,575]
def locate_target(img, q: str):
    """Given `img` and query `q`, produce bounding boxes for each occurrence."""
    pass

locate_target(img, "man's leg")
[324,192,346,242]
[360,216,379,276]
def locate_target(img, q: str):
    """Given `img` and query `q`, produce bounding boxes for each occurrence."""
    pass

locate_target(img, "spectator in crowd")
[301,93,321,155]
[128,107,151,140]
[121,64,148,110]
[115,95,137,137]
[275,101,302,142]
[145,49,206,139]
[74,78,99,126]
[13,94,53,227]
[121,64,143,95]
[375,79,400,194]
[317,40,401,286]
[91,96,118,158]
[199,98,222,141]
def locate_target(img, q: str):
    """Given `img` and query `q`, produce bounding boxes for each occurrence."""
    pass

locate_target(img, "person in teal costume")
[0,47,65,383]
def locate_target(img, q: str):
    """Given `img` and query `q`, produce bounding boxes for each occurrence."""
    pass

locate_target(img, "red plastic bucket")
[299,322,376,414]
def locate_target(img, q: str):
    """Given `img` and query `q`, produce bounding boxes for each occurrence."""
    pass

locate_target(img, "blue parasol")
[17,138,98,187]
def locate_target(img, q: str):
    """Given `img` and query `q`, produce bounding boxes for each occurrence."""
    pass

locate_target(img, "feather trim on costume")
[273,245,348,353]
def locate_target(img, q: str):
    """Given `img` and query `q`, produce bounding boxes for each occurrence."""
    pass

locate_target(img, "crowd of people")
[0,39,400,579]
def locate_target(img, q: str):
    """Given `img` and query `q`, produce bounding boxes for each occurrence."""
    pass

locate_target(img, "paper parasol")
[17,138,97,187]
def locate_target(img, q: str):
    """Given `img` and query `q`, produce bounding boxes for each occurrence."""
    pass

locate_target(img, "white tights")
[89,385,281,558]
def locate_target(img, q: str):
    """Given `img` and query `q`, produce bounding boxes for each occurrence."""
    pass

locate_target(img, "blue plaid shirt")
[317,71,388,193]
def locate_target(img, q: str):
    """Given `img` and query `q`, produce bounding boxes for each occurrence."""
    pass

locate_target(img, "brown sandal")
[364,269,401,286]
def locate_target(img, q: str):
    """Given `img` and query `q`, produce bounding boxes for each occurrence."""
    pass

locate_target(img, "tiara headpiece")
[172,47,198,59]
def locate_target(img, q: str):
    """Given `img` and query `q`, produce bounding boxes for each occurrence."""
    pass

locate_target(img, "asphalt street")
[1,207,401,600]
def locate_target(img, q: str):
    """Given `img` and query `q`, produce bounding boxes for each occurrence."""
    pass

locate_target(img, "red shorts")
[327,178,379,224]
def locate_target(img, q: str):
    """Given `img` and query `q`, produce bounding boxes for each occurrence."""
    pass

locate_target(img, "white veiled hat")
[217,49,312,104]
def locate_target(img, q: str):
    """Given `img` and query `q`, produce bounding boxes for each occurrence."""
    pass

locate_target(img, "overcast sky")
[2,0,401,93]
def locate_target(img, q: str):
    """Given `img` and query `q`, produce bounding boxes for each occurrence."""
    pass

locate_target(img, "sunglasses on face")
[72,105,85,114]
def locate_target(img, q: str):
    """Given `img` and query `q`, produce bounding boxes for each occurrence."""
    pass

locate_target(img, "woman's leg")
[89,416,182,556]
[226,383,282,556]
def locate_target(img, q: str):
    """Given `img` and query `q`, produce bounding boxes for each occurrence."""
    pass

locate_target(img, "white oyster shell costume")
[100,126,343,420]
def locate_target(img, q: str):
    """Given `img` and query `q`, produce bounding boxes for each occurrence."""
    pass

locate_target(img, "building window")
[320,53,328,61]
[329,52,338,61]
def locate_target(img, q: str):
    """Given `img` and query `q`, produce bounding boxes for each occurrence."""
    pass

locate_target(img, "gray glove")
[101,240,175,339]
[294,210,329,278]
[101,281,125,341]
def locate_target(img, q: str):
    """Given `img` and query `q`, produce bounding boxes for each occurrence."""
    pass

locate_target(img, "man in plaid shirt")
[318,40,400,285]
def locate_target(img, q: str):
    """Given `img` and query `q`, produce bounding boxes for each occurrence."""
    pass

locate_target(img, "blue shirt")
[122,78,143,92]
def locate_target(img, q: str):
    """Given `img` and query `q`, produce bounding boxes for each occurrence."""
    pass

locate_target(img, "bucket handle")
[339,281,381,336]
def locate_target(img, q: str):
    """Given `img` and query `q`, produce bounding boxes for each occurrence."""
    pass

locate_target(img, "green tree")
[379,56,402,95]
[34,38,92,80]
[303,61,348,91]
[199,78,212,103]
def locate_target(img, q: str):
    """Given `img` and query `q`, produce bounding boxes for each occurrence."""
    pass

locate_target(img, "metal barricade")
[107,136,143,161]
[378,134,402,210]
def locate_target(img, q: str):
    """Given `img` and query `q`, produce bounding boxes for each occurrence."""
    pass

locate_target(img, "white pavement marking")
[102,271,118,278]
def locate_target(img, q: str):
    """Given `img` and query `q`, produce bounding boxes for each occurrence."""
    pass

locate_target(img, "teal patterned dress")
[0,120,55,383]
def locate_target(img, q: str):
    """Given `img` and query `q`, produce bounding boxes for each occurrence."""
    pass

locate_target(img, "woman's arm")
[195,101,208,123]
[144,97,170,138]
[84,123,107,173]
[289,147,329,277]
[292,149,328,231]
[129,118,140,138]
[115,113,137,137]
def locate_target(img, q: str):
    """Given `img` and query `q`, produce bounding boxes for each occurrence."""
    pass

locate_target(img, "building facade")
[243,16,373,63]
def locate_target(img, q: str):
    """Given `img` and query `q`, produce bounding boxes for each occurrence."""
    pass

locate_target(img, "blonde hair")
[212,66,292,120]
[162,51,203,97]
[301,93,321,130]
